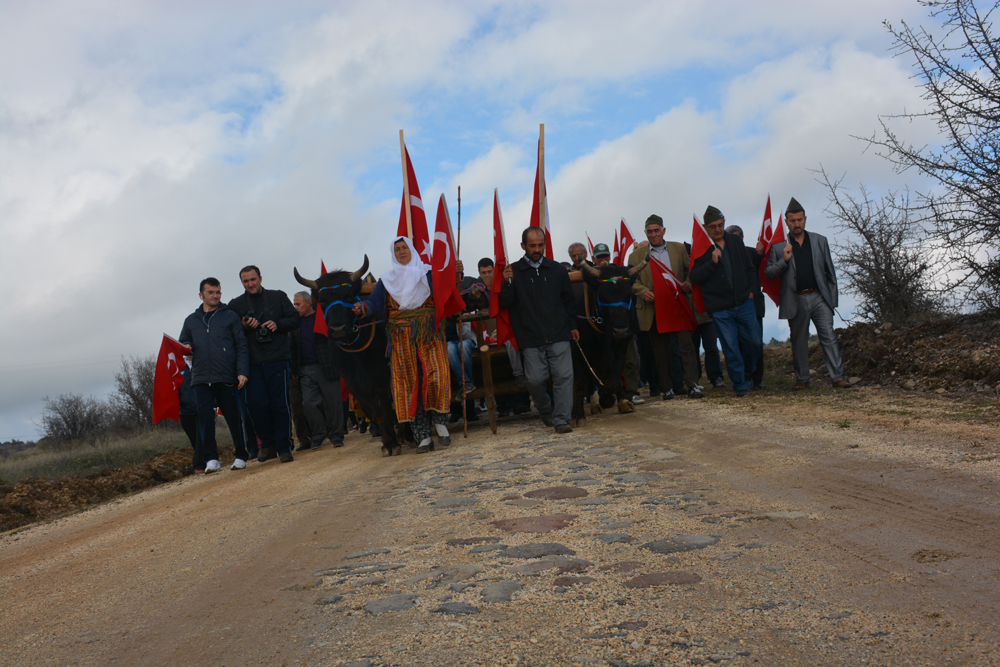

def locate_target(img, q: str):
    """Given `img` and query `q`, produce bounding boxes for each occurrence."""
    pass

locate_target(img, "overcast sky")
[0,0,944,441]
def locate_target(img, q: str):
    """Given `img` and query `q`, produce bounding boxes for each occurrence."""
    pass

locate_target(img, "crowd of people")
[176,197,848,472]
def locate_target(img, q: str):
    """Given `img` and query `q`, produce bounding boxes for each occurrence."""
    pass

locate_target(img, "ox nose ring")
[352,325,360,332]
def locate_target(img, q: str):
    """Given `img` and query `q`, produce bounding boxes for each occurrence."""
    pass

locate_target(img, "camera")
[255,326,273,344]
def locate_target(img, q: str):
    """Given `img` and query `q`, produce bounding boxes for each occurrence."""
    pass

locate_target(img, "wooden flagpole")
[537,124,545,229]
[458,185,467,438]
[399,129,413,240]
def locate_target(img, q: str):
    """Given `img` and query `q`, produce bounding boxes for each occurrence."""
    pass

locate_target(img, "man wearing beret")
[689,206,762,397]
[764,198,848,389]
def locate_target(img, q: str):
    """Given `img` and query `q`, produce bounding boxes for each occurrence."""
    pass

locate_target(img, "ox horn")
[627,258,648,277]
[349,255,370,283]
[576,261,601,278]
[293,267,318,290]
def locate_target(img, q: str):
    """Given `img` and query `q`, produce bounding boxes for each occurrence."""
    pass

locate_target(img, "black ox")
[570,258,647,427]
[294,257,403,456]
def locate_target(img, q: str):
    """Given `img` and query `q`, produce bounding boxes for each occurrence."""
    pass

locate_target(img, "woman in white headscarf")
[357,237,459,452]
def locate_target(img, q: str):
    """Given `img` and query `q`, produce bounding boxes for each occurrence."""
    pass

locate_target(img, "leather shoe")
[833,380,850,388]
[793,382,809,391]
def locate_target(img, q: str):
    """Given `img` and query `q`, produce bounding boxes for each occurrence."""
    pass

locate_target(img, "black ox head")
[577,258,647,339]
[293,256,369,340]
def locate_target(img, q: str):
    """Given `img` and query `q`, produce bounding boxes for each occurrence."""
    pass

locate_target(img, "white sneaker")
[631,394,646,405]
[205,459,221,474]
[231,458,246,470]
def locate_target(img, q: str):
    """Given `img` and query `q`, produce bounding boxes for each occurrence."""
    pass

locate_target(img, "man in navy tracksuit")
[179,277,251,473]
[228,265,300,464]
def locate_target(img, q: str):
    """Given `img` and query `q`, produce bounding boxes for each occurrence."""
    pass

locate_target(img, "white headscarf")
[381,236,432,310]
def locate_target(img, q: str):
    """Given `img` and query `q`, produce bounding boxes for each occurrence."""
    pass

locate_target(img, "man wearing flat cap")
[765,198,848,389]
[689,206,762,397]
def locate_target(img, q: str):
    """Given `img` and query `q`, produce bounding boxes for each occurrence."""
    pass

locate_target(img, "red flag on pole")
[611,230,621,265]
[432,194,467,324]
[396,144,432,264]
[490,189,517,350]
[528,128,554,259]
[619,218,636,263]
[649,255,698,333]
[586,233,594,257]
[760,213,785,306]
[152,334,192,424]
[312,259,329,335]
[757,196,773,247]
[690,214,714,314]
[320,259,328,275]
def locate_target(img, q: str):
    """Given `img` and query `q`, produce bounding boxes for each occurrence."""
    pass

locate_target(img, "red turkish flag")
[757,196,773,247]
[650,255,698,333]
[152,334,192,424]
[528,139,554,260]
[396,144,432,264]
[690,214,714,314]
[760,213,785,306]
[586,233,594,256]
[619,218,636,264]
[611,230,620,265]
[314,259,329,335]
[432,194,466,324]
[490,189,517,350]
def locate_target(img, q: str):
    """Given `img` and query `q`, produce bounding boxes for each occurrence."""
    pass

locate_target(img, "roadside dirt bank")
[1,385,997,666]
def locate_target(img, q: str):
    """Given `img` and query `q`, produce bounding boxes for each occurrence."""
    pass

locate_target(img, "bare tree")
[39,394,109,447]
[819,168,946,324]
[870,0,1000,310]
[110,354,157,430]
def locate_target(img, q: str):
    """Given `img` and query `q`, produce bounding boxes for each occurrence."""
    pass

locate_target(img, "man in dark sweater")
[726,224,767,390]
[689,206,762,397]
[228,265,301,463]
[179,277,251,473]
[291,291,344,450]
[500,227,579,433]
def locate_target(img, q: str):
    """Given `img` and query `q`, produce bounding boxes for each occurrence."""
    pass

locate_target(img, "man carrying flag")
[179,277,251,472]
[764,197,847,390]
[689,206,762,397]
[628,215,705,399]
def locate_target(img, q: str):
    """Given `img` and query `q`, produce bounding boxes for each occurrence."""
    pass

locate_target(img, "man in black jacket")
[689,206,762,397]
[228,265,301,463]
[500,227,579,433]
[179,277,251,473]
[726,224,767,390]
[291,291,344,449]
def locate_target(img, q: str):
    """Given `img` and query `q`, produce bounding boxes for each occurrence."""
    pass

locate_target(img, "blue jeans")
[447,339,476,387]
[193,382,249,465]
[246,361,293,454]
[711,299,762,392]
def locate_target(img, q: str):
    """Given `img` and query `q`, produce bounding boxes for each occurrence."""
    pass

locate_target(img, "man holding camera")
[228,265,300,463]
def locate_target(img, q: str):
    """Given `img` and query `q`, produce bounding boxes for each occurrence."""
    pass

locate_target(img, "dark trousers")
[193,383,249,465]
[648,326,699,394]
[691,321,723,382]
[180,414,199,468]
[740,315,765,385]
[289,375,311,446]
[636,330,660,395]
[246,361,293,455]
[300,364,345,445]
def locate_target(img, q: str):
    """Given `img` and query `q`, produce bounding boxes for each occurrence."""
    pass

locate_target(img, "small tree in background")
[39,394,110,447]
[871,0,1000,311]
[110,354,157,431]
[819,168,946,324]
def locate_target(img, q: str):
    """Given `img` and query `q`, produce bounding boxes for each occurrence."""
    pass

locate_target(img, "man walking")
[726,224,767,390]
[764,198,848,389]
[291,291,345,450]
[629,215,705,399]
[228,265,300,463]
[690,206,762,397]
[179,278,251,473]
[500,227,579,433]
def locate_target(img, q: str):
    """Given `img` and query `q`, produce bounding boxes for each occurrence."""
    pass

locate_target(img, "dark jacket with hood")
[179,304,249,385]
[689,231,756,315]
[227,288,300,366]
[498,256,577,349]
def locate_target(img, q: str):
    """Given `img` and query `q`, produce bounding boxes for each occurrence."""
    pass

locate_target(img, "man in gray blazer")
[764,197,848,389]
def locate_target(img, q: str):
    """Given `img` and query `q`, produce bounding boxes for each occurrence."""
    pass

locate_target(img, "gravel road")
[1,387,997,666]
